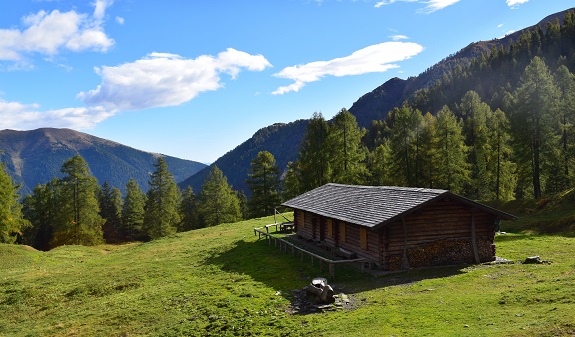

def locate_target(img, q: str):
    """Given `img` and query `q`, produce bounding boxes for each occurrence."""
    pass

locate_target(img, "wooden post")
[291,245,295,256]
[329,263,335,279]
[471,208,480,263]
[401,217,410,270]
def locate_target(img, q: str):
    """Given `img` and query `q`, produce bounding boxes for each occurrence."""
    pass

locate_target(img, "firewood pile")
[387,238,496,270]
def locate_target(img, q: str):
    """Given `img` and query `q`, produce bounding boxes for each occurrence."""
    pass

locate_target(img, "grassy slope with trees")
[2,203,575,336]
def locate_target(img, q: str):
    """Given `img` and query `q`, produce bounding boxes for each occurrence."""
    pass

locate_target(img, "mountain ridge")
[0,128,207,195]
[179,7,574,195]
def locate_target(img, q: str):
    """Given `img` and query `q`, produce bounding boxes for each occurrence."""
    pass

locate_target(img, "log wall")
[294,197,498,271]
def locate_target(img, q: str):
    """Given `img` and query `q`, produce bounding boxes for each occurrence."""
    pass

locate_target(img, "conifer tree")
[197,165,241,227]
[0,161,28,243]
[298,112,331,192]
[368,141,393,186]
[21,181,57,250]
[327,108,367,184]
[143,158,181,240]
[554,65,575,188]
[98,181,123,243]
[418,112,438,188]
[122,178,146,241]
[50,155,104,247]
[460,91,492,199]
[282,161,302,201]
[509,57,558,198]
[388,104,423,186]
[178,186,197,231]
[246,151,281,218]
[487,109,516,200]
[434,106,470,194]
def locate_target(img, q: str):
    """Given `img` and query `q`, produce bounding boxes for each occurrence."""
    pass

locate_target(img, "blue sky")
[0,0,572,164]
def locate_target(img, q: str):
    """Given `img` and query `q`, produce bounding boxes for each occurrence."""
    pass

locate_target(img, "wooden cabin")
[281,184,516,271]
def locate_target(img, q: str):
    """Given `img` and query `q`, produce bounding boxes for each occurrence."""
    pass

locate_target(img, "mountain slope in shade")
[179,120,309,195]
[0,128,207,195]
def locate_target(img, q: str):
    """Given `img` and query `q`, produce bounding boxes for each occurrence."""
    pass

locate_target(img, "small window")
[360,228,368,250]
[339,222,346,243]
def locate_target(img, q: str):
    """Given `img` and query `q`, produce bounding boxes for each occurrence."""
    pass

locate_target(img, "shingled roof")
[281,183,516,229]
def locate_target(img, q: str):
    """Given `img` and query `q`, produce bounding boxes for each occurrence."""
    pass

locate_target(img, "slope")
[0,128,207,195]
[180,7,573,195]
[1,211,575,336]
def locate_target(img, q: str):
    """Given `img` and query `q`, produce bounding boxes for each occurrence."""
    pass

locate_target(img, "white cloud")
[506,0,528,8]
[375,0,460,13]
[115,16,125,25]
[0,2,114,63]
[498,23,504,28]
[272,41,423,95]
[390,34,409,41]
[78,48,272,110]
[0,99,114,130]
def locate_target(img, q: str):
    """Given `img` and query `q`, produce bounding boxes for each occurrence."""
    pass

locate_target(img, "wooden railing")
[254,224,367,279]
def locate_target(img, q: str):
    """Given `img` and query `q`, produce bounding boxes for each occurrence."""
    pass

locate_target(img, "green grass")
[1,213,575,336]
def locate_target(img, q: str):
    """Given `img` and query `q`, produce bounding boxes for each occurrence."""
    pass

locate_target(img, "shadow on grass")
[204,237,467,296]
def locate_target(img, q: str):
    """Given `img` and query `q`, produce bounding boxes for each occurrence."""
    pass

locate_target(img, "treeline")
[0,156,245,249]
[284,55,575,201]
[0,150,285,249]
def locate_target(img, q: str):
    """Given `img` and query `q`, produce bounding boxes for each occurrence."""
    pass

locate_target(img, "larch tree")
[21,180,58,250]
[460,91,492,200]
[388,104,423,186]
[434,105,470,194]
[246,151,281,218]
[510,56,558,198]
[367,141,393,186]
[197,165,241,227]
[0,160,28,243]
[50,155,104,248]
[98,181,123,243]
[554,65,575,189]
[143,157,181,240]
[487,109,516,201]
[298,112,331,192]
[418,112,438,189]
[122,178,146,241]
[178,186,197,231]
[282,161,302,201]
[327,108,367,184]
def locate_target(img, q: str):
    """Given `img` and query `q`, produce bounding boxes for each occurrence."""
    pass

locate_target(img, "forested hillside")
[183,7,575,195]
[179,120,308,195]
[0,128,206,195]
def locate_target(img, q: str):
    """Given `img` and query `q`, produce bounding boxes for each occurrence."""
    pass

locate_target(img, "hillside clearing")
[1,214,575,336]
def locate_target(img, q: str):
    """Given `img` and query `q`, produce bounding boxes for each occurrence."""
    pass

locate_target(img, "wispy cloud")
[390,34,409,41]
[78,48,272,111]
[375,0,460,13]
[0,99,114,130]
[0,1,114,64]
[506,0,528,8]
[272,41,423,95]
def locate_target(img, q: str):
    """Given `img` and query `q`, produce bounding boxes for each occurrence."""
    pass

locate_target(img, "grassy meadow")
[2,207,575,336]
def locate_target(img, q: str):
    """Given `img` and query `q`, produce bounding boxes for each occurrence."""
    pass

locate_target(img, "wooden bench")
[279,222,295,232]
[337,248,357,259]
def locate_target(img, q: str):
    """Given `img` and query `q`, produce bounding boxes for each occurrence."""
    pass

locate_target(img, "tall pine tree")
[327,108,367,184]
[50,155,104,248]
[197,166,241,227]
[0,160,28,243]
[246,151,281,218]
[143,158,181,240]
[122,179,146,241]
